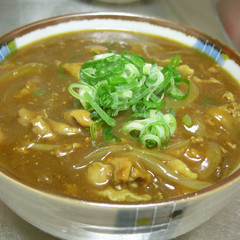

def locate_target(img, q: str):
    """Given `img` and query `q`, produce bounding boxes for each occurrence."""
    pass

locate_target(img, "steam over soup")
[0,31,240,202]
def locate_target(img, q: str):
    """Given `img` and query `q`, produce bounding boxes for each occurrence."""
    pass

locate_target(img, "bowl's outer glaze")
[1,169,240,240]
[0,12,240,240]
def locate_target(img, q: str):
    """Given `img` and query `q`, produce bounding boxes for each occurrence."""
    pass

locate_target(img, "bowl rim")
[0,11,240,207]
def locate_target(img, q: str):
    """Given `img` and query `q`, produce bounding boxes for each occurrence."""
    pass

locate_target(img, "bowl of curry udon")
[0,12,240,240]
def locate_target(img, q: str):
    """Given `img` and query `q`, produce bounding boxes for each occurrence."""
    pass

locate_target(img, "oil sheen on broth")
[0,31,240,202]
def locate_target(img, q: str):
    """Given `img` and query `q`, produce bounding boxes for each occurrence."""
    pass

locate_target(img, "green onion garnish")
[68,51,190,149]
[84,92,116,127]
[121,110,176,148]
[32,90,46,97]
[103,126,121,143]
[57,62,72,80]
[182,114,192,127]
[201,97,218,106]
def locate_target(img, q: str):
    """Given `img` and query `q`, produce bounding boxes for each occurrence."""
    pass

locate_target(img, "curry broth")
[0,30,240,202]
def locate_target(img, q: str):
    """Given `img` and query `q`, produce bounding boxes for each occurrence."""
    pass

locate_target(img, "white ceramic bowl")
[0,12,240,240]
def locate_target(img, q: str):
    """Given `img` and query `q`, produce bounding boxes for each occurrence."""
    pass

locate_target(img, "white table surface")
[0,0,239,239]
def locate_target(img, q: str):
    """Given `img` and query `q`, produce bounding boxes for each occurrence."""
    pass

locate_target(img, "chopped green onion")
[90,122,97,148]
[167,77,190,100]
[167,108,176,117]
[68,82,96,109]
[94,52,115,60]
[103,126,121,143]
[202,97,218,106]
[32,90,46,97]
[182,114,192,127]
[121,110,177,149]
[91,111,100,121]
[84,92,116,127]
[89,123,121,149]
[68,51,189,149]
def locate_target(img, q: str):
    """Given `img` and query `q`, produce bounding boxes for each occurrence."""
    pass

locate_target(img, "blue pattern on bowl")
[0,40,17,61]
[194,39,225,66]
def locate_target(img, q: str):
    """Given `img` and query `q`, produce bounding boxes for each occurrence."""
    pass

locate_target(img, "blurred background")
[215,0,240,52]
[0,0,239,240]
[0,0,239,52]
[0,0,239,53]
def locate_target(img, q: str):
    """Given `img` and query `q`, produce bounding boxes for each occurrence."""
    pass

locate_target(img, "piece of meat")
[107,156,152,185]
[85,45,107,54]
[222,91,235,102]
[225,102,240,119]
[207,65,220,73]
[18,108,47,127]
[14,77,40,98]
[193,76,223,85]
[63,109,93,127]
[87,162,113,186]
[31,115,55,139]
[63,183,79,196]
[18,108,83,139]
[177,64,194,78]
[99,188,152,202]
[107,156,133,184]
[129,161,152,184]
[48,119,82,135]
[56,61,82,80]
[207,106,237,132]
[222,91,240,119]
